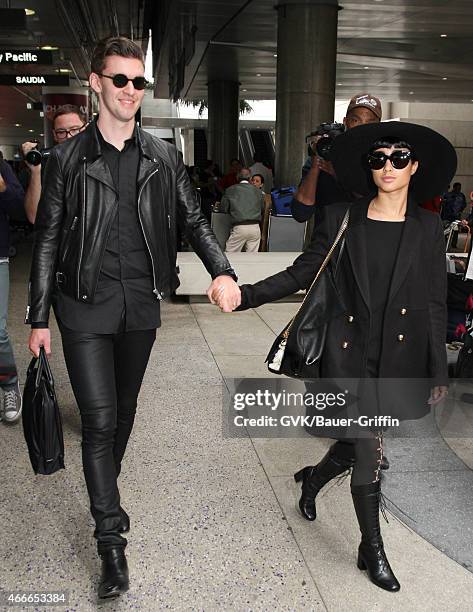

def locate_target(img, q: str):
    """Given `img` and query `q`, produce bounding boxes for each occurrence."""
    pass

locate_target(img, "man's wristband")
[31,322,49,329]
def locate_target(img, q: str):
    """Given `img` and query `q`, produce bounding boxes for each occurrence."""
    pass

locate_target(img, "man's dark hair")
[230,158,241,165]
[252,173,265,184]
[91,36,145,75]
[52,105,87,126]
[453,182,461,190]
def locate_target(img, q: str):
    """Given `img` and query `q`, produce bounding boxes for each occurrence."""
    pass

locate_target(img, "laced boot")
[351,481,400,592]
[294,442,355,521]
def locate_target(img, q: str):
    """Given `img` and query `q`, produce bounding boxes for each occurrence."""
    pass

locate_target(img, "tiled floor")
[2,247,473,611]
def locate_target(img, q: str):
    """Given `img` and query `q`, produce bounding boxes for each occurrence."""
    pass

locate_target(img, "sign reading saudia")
[0,50,53,64]
[0,74,70,86]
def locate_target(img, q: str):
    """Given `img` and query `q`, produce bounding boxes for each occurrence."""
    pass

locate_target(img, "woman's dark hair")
[369,136,417,160]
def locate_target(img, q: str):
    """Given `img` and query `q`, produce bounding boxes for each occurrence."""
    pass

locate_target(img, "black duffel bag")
[22,347,65,475]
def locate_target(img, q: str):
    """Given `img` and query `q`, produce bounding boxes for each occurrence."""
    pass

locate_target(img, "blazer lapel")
[387,196,420,303]
[345,198,371,311]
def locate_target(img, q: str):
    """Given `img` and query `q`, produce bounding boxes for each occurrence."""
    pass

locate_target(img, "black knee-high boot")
[351,481,400,592]
[294,442,355,521]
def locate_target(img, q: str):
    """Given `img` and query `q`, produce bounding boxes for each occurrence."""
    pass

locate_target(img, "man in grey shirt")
[221,168,265,252]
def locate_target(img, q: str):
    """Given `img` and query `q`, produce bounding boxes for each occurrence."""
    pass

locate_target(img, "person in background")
[420,195,442,214]
[0,155,25,424]
[250,152,273,192]
[21,105,88,224]
[218,158,242,192]
[197,159,222,221]
[291,93,382,236]
[221,168,265,252]
[250,173,265,192]
[442,183,467,248]
[441,182,467,223]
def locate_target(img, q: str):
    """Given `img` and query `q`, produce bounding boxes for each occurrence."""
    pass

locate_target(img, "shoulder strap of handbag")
[283,208,350,337]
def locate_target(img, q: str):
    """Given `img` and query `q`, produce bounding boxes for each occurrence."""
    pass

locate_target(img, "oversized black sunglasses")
[98,73,148,90]
[367,150,413,170]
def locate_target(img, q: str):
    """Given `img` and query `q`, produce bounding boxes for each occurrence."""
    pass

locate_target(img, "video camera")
[306,122,345,161]
[24,144,52,166]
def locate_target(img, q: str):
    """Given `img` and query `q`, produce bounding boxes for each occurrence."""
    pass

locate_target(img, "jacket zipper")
[137,165,162,300]
[76,158,87,299]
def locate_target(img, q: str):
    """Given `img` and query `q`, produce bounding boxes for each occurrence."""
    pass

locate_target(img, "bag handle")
[283,208,350,339]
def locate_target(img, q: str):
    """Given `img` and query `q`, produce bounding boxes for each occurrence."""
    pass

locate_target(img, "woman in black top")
[233,122,457,592]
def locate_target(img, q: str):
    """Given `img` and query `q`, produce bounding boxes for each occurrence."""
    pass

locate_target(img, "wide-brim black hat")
[331,121,457,202]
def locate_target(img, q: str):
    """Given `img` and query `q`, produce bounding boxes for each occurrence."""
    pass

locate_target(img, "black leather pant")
[60,325,156,553]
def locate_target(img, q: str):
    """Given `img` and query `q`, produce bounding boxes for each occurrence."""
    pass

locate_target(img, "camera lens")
[25,148,42,166]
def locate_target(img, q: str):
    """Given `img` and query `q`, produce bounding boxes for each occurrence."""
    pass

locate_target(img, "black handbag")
[266,209,349,378]
[22,347,65,475]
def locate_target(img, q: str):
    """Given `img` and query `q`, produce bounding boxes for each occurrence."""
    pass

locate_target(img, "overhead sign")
[0,74,70,86]
[0,50,53,65]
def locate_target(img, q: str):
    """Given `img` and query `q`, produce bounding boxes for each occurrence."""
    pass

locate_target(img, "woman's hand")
[428,385,448,405]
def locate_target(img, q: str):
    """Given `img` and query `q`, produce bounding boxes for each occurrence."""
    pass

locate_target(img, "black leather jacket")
[27,122,236,326]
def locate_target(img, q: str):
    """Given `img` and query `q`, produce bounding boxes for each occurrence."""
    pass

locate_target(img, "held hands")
[29,329,51,357]
[207,275,241,312]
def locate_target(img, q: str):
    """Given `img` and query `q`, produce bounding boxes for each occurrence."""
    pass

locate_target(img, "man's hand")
[29,329,51,357]
[207,275,241,312]
[0,170,6,193]
[21,142,40,170]
[428,385,448,406]
[316,158,336,177]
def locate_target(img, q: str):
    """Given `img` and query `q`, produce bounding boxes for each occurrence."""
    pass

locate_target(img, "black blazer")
[240,196,448,386]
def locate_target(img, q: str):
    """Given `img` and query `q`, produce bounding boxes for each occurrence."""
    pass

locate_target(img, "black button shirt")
[54,125,161,333]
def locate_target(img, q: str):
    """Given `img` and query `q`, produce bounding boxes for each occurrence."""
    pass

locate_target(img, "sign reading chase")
[0,74,70,86]
[0,50,53,65]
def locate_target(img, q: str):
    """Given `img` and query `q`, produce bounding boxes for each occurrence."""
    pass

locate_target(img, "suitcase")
[271,186,296,217]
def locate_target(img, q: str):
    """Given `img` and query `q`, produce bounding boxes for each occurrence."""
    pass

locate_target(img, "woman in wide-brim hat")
[234,121,457,592]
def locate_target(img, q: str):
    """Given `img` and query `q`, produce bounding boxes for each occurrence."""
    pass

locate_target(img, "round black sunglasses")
[367,150,413,170]
[98,73,148,90]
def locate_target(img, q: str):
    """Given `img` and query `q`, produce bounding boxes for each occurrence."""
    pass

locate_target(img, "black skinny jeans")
[60,326,156,553]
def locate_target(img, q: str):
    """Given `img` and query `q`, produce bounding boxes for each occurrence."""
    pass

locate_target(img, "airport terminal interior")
[1,1,473,610]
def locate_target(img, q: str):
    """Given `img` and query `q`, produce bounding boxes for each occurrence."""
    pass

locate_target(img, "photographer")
[21,105,87,224]
[291,93,382,234]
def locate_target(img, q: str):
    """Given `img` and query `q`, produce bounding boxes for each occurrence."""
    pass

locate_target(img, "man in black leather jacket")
[27,36,240,600]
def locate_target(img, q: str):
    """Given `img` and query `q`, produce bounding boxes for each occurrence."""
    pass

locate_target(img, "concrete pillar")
[207,80,240,172]
[275,0,339,187]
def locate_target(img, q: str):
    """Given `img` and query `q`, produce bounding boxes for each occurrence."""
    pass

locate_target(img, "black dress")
[365,218,405,375]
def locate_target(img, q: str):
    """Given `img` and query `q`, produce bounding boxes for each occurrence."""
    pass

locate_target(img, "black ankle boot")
[351,482,400,592]
[98,547,129,599]
[118,507,130,534]
[294,443,355,521]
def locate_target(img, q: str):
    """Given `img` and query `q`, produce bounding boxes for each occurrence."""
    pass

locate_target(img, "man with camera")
[21,105,87,224]
[291,93,382,233]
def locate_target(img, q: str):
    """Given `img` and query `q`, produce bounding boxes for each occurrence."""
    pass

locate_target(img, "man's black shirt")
[54,125,161,333]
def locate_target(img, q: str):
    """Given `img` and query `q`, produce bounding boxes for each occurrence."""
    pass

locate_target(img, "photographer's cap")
[346,93,382,120]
